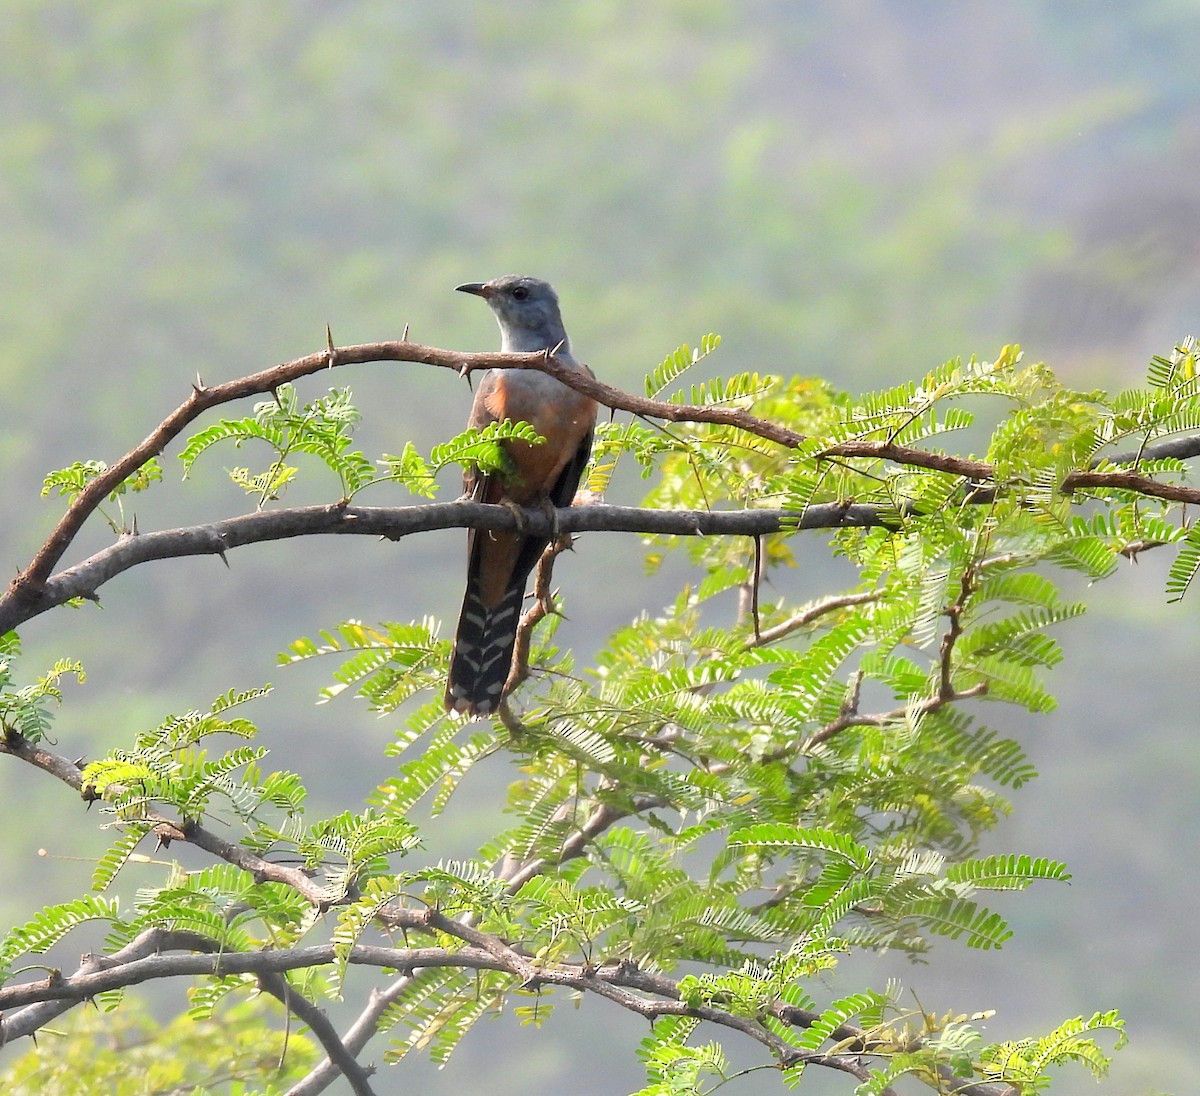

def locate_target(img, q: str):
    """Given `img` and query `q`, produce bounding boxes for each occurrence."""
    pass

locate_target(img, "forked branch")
[7,336,1197,637]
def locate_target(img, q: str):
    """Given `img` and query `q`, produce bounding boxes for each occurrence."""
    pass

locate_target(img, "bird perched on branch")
[444,275,597,716]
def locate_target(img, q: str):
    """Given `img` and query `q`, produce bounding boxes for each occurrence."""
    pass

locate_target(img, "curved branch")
[255,968,377,1096]
[749,591,881,648]
[6,336,804,609]
[7,333,1200,637]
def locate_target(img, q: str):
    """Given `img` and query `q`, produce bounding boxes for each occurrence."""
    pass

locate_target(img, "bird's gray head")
[455,275,570,355]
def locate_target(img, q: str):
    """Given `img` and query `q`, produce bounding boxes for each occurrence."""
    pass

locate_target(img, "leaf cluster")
[0,631,85,744]
[179,385,374,502]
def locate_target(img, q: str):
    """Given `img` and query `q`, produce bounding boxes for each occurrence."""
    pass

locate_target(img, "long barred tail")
[444,579,527,715]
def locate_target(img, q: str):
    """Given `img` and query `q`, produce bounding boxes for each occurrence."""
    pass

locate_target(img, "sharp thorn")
[401,322,410,342]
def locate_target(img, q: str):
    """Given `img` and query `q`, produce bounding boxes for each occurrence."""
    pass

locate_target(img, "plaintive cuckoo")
[444,275,597,715]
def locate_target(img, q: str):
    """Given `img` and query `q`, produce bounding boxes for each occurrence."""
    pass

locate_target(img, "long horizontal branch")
[6,461,1196,641]
[0,921,1024,1096]
[0,501,886,634]
[0,923,871,1087]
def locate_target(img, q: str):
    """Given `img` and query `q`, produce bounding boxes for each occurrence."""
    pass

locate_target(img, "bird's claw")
[498,497,528,534]
[538,497,561,541]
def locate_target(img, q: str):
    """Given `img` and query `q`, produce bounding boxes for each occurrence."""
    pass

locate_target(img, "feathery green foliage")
[18,335,1200,1093]
[0,632,85,744]
[179,384,374,502]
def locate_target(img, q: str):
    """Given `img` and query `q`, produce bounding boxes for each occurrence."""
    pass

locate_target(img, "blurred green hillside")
[2,4,1197,1093]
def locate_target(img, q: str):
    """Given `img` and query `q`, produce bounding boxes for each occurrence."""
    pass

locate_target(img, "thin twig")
[747,590,880,649]
[504,535,571,700]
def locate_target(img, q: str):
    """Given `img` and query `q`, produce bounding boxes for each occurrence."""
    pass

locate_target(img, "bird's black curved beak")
[455,282,491,297]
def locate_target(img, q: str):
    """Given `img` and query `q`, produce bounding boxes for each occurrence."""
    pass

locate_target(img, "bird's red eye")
[511,285,529,300]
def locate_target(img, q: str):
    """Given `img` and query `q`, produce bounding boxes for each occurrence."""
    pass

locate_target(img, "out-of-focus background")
[1,4,1196,1093]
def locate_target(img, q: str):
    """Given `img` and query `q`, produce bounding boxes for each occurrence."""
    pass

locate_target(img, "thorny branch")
[0,920,1022,1096]
[4,336,1196,635]
[0,502,883,635]
[1,335,807,611]
[502,532,574,706]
